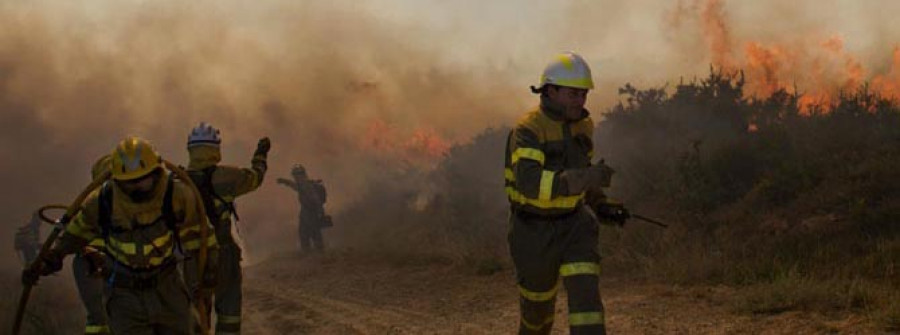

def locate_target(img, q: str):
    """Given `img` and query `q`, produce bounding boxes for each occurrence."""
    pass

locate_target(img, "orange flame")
[744,42,786,96]
[871,47,900,100]
[701,0,734,70]
[361,119,449,169]
[694,0,900,113]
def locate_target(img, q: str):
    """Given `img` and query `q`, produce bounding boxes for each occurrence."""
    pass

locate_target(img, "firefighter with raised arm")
[185,122,269,334]
[277,164,330,253]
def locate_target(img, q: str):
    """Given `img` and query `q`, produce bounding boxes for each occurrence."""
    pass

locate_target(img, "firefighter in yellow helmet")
[185,122,269,334]
[23,137,218,335]
[505,52,615,334]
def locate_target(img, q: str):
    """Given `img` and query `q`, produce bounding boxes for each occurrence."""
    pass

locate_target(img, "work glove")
[21,249,64,285]
[593,201,630,226]
[82,247,108,278]
[560,160,615,194]
[255,137,271,157]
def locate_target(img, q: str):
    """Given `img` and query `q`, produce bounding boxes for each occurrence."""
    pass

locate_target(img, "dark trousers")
[298,216,324,252]
[508,207,606,335]
[73,253,110,334]
[105,263,192,335]
[213,243,243,334]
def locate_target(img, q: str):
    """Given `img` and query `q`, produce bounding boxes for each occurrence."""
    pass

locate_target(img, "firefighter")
[23,137,218,335]
[276,164,330,253]
[505,52,615,334]
[185,122,269,334]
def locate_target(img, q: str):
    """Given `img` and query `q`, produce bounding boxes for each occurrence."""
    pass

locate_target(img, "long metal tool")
[631,213,669,228]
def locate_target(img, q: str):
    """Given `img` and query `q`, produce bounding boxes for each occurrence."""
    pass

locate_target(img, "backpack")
[187,166,240,227]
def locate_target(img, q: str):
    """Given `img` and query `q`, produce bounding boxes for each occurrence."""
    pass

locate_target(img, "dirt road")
[241,252,885,334]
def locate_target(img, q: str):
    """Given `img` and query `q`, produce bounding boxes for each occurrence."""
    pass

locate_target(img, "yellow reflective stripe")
[182,236,217,250]
[539,170,555,200]
[217,314,241,324]
[569,311,604,326]
[505,168,515,182]
[148,255,171,266]
[521,314,555,331]
[84,324,110,334]
[560,262,600,277]
[147,243,174,266]
[179,224,201,238]
[108,238,136,255]
[506,187,583,210]
[88,238,105,248]
[511,148,545,165]
[518,282,559,302]
[65,218,96,241]
[149,233,171,253]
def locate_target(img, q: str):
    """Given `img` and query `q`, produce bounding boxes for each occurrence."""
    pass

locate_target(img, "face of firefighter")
[115,168,162,202]
[548,86,588,120]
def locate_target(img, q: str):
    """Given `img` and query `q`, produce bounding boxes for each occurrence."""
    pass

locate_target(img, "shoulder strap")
[203,166,241,222]
[162,174,175,230]
[189,167,221,227]
[161,175,181,253]
[98,181,113,241]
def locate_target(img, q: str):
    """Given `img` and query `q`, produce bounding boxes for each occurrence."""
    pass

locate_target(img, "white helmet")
[187,122,221,148]
[536,52,594,90]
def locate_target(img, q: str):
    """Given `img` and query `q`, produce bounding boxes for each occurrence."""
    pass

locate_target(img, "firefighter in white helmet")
[185,122,269,334]
[505,52,616,334]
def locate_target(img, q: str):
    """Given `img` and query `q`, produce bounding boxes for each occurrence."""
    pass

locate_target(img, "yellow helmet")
[110,137,162,181]
[537,51,594,90]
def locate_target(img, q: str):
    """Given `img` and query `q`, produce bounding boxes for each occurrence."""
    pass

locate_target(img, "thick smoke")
[0,0,528,263]
[3,0,900,263]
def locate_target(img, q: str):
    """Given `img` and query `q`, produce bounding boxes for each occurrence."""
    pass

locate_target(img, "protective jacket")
[54,171,217,270]
[187,145,267,246]
[505,97,595,216]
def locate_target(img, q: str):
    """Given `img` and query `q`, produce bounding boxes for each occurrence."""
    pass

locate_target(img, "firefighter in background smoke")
[14,212,41,265]
[505,52,616,335]
[185,122,269,335]
[69,155,114,335]
[23,137,218,335]
[277,164,331,253]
